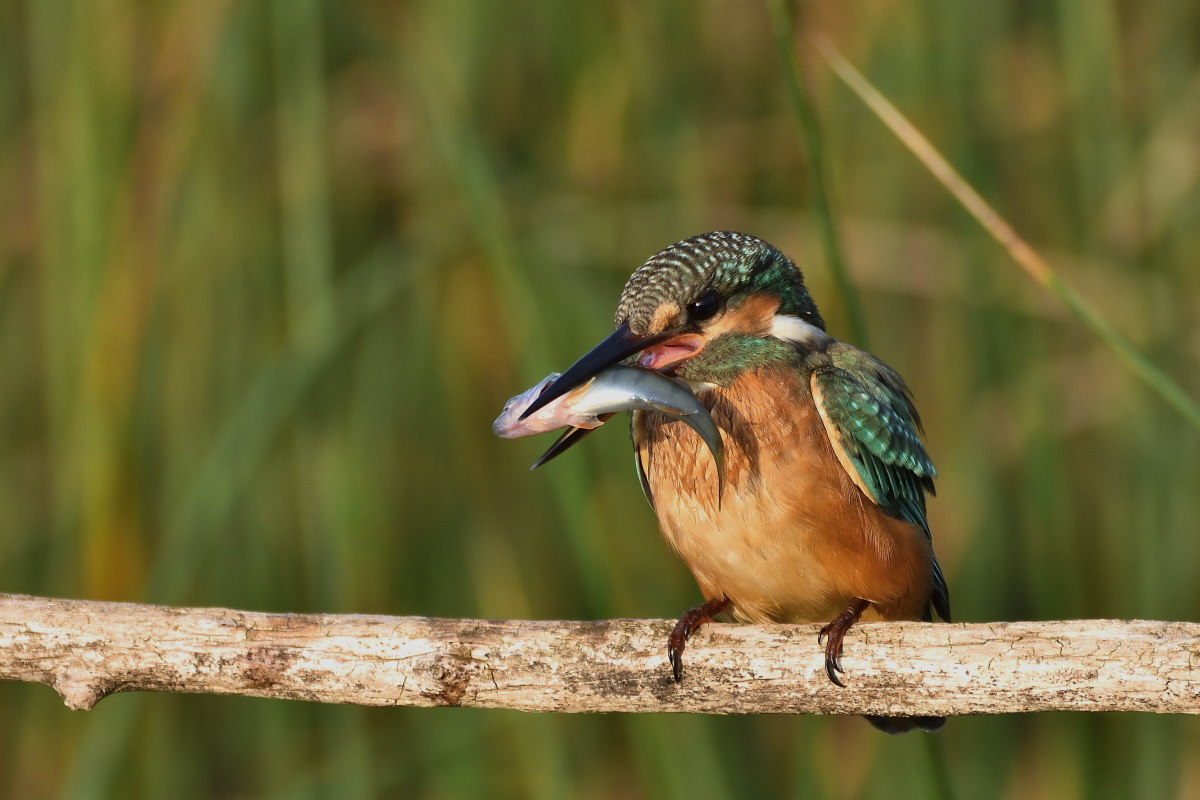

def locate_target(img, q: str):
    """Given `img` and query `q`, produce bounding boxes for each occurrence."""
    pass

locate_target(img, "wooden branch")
[2,593,1197,716]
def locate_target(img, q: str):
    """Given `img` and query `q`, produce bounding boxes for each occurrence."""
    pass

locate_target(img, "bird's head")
[521,231,828,420]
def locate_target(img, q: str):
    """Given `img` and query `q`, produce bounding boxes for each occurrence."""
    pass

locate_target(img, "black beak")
[518,320,670,421]
[529,424,600,470]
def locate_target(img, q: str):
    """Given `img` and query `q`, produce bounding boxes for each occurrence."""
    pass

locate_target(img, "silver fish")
[493,365,724,494]
[492,372,598,438]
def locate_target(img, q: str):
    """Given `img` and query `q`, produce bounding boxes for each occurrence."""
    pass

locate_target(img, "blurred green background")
[1,1,1199,797]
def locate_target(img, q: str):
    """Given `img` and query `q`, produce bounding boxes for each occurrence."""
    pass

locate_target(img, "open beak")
[518,320,672,421]
[527,369,726,502]
[501,322,723,499]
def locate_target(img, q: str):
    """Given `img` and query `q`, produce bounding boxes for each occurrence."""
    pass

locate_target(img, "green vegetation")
[1,2,1198,797]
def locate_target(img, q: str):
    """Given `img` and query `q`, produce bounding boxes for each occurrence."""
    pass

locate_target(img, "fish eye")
[687,291,721,322]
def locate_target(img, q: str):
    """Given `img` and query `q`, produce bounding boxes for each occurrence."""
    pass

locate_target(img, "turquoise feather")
[812,351,949,621]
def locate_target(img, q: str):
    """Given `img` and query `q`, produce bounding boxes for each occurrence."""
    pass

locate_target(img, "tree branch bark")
[2,593,1197,716]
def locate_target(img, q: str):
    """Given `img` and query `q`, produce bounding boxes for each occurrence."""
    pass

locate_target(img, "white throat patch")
[770,314,830,347]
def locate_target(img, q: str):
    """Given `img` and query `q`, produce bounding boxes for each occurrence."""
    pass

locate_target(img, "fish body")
[493,365,723,487]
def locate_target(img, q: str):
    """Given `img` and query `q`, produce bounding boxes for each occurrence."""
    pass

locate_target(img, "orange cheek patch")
[705,293,780,339]
[638,293,781,371]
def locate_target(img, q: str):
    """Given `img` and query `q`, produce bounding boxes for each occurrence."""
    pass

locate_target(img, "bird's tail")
[864,715,945,734]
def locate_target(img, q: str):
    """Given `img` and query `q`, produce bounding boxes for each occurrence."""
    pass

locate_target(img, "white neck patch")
[770,314,830,347]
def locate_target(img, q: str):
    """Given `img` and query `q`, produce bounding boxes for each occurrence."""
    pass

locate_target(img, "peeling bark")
[2,594,1197,716]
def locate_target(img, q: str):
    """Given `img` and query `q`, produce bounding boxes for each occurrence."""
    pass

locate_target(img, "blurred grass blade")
[766,0,867,346]
[814,37,1200,433]
[149,243,413,604]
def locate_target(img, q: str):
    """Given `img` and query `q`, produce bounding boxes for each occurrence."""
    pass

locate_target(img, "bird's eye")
[687,291,721,322]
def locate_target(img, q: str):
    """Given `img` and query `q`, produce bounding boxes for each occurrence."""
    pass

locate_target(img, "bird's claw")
[667,597,730,683]
[818,598,870,689]
[668,644,684,683]
[820,620,849,686]
[823,645,847,687]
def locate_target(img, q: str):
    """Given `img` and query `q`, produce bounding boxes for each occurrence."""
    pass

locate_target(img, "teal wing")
[813,351,950,621]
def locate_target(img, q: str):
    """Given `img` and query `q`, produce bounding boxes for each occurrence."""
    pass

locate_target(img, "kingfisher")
[520,231,950,733]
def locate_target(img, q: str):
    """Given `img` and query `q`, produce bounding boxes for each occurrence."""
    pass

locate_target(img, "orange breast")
[635,365,934,624]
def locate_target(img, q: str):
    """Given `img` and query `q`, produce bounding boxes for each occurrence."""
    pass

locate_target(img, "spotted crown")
[614,231,824,334]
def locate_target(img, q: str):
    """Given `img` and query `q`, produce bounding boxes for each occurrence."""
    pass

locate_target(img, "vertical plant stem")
[766,0,868,346]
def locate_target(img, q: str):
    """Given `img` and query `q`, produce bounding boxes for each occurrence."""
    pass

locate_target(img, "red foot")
[667,597,729,682]
[817,598,870,687]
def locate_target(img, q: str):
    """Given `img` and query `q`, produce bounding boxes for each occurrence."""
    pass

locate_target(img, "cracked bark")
[2,594,1198,716]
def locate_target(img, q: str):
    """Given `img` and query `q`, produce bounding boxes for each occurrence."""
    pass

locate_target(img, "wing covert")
[811,365,934,527]
[812,357,949,621]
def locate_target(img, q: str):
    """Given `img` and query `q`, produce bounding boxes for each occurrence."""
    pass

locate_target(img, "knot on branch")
[52,669,110,711]
[417,650,491,706]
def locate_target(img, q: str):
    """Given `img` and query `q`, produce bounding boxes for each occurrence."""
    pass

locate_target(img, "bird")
[520,231,950,733]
